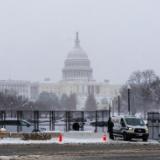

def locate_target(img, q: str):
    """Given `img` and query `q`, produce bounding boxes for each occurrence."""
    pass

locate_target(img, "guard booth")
[148,112,160,140]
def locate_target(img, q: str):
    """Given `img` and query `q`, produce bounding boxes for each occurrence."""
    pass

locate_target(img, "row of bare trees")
[113,70,160,118]
[0,89,98,111]
[0,90,29,110]
[35,92,97,111]
[1,69,159,115]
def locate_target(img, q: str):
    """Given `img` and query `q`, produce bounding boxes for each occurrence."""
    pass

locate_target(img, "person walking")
[107,117,114,140]
[72,120,80,131]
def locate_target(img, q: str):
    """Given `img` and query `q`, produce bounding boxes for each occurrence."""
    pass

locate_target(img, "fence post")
[102,110,104,132]
[109,104,111,118]
[95,110,97,133]
[65,111,68,132]
[34,110,39,132]
[0,110,6,129]
[53,111,55,131]
[49,111,55,131]
[49,111,52,131]
[17,110,18,132]
[68,111,70,132]
[157,112,160,141]
[81,111,84,131]
[17,110,22,132]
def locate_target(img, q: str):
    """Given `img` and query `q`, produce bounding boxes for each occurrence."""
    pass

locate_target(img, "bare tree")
[0,91,30,111]
[146,77,160,104]
[60,93,69,110]
[37,91,60,110]
[101,98,109,110]
[66,93,77,110]
[85,94,97,111]
[120,70,157,118]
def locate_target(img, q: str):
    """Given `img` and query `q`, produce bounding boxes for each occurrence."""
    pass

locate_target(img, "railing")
[0,110,110,133]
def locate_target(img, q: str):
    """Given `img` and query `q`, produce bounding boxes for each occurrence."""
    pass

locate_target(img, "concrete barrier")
[10,132,61,138]
[63,132,107,139]
[43,131,61,138]
[0,133,10,138]
[5,132,109,141]
[69,131,93,133]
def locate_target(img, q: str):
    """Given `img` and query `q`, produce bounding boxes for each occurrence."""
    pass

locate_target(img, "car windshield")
[20,121,31,126]
[125,118,145,126]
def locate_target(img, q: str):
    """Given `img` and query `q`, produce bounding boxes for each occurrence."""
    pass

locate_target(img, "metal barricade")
[0,110,110,133]
[148,112,160,140]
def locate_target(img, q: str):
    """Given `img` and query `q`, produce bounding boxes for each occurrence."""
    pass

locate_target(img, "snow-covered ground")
[0,136,159,160]
[0,118,155,145]
[0,136,159,145]
[0,137,107,144]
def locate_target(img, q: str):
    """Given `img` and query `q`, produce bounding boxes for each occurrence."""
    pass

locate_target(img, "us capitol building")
[0,33,121,110]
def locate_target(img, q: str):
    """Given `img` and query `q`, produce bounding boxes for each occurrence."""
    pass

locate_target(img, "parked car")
[72,118,87,122]
[90,121,108,127]
[0,118,47,133]
[60,118,75,122]
[27,118,58,125]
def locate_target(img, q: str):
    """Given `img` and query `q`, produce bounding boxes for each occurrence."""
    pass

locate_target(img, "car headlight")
[145,128,148,132]
[128,127,133,131]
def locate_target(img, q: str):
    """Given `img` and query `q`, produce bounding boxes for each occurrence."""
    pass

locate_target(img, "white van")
[0,118,47,133]
[112,116,149,141]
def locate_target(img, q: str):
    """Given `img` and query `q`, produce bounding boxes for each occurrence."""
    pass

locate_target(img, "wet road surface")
[0,143,160,160]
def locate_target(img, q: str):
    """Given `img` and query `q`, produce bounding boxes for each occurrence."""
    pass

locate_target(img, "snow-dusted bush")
[22,133,51,140]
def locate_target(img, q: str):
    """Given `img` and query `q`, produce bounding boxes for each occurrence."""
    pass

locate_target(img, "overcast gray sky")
[0,0,160,84]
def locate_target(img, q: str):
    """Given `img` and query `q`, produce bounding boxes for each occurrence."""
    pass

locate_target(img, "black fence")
[148,112,160,140]
[0,110,110,133]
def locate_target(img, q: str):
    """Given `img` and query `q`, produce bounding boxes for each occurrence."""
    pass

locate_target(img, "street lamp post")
[10,102,13,118]
[112,99,114,117]
[109,103,111,118]
[118,94,120,116]
[109,98,113,116]
[127,85,131,115]
[30,106,33,119]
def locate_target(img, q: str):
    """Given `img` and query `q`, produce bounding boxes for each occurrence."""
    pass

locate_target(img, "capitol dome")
[67,48,88,59]
[61,33,93,82]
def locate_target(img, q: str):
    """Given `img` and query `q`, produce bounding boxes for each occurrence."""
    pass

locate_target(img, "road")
[0,143,160,160]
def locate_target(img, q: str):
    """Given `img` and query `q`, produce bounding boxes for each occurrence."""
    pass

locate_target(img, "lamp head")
[127,85,131,89]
